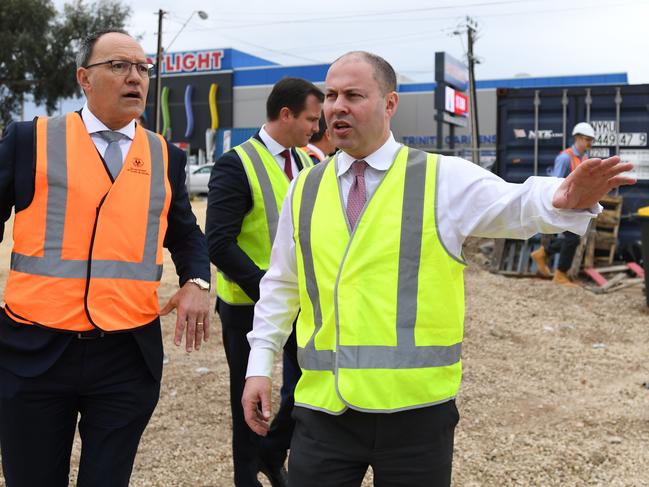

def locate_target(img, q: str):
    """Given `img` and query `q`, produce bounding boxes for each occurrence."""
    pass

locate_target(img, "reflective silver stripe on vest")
[299,342,462,370]
[10,116,164,282]
[296,149,312,168]
[297,347,334,371]
[135,130,165,280]
[395,148,426,350]
[45,115,69,262]
[297,148,461,371]
[239,140,280,244]
[297,163,328,363]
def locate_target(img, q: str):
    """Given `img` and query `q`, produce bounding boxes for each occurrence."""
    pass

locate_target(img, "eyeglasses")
[83,60,155,78]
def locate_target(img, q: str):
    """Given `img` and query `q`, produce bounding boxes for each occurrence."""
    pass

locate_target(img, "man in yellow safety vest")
[242,52,634,486]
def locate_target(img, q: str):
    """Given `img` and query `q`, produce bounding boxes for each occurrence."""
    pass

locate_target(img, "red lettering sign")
[154,50,225,74]
[197,52,211,70]
[163,53,173,73]
[454,92,468,116]
[211,51,223,70]
[182,53,196,71]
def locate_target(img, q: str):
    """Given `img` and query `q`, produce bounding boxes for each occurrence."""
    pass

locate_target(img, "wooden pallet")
[490,237,550,277]
[490,196,625,279]
[583,195,623,267]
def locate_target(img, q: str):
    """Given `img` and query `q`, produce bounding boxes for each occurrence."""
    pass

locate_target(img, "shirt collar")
[82,103,136,140]
[571,144,583,157]
[336,132,401,177]
[259,125,289,156]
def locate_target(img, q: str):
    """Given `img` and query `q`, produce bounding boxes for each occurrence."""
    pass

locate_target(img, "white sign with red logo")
[444,86,468,117]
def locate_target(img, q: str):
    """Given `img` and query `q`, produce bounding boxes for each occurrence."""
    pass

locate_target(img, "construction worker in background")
[531,122,595,286]
[206,77,323,487]
[241,53,634,486]
[303,114,337,163]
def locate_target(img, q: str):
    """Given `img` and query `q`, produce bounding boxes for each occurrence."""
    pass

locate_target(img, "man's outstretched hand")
[552,156,635,209]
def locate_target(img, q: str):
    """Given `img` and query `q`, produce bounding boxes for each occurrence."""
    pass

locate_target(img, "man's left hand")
[552,156,636,209]
[160,282,211,352]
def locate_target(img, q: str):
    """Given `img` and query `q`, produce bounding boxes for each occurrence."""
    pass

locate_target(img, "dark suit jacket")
[205,133,307,303]
[0,113,210,381]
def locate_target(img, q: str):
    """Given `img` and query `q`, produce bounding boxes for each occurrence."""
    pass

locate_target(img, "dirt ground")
[1,198,648,486]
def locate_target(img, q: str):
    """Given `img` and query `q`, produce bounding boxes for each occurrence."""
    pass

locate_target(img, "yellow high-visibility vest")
[291,146,465,413]
[217,138,312,304]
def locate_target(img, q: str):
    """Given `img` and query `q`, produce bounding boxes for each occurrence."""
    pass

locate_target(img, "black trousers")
[0,333,160,487]
[288,401,459,487]
[217,300,300,487]
[544,231,581,272]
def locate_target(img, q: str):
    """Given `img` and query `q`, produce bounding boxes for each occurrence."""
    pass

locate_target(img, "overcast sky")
[50,0,649,84]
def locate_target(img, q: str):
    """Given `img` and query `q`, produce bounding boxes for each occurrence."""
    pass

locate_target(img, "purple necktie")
[280,149,293,180]
[346,160,368,229]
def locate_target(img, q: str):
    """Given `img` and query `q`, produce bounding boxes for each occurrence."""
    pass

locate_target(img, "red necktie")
[346,160,368,229]
[280,149,293,180]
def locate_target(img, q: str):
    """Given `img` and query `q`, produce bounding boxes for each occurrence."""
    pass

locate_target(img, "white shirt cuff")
[552,202,602,236]
[542,178,601,236]
[245,346,276,378]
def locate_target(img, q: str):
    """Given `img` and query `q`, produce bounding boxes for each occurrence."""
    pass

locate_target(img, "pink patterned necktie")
[346,160,368,229]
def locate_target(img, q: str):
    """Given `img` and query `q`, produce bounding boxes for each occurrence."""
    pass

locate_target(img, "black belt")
[76,329,106,339]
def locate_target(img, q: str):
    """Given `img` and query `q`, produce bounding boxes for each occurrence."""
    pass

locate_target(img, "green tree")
[0,0,131,126]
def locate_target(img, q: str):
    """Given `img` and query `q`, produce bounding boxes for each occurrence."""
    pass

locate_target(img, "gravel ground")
[1,199,648,486]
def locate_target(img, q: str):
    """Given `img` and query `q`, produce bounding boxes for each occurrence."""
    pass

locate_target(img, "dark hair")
[309,113,328,143]
[334,51,397,94]
[266,77,324,121]
[76,29,130,69]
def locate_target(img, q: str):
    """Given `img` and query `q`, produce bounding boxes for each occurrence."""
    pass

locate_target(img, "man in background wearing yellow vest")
[531,122,595,286]
[0,30,211,486]
[206,78,323,487]
[241,52,635,486]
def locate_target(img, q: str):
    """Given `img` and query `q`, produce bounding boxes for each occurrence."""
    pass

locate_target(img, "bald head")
[324,50,399,159]
[332,51,397,95]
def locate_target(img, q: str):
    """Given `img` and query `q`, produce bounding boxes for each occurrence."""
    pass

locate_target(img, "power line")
[180,0,544,31]
[154,0,643,36]
[152,0,624,40]
[286,28,454,54]
[214,33,323,64]
[134,0,646,74]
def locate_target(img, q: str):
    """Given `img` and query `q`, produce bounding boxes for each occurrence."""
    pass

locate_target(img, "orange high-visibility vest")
[302,145,324,163]
[4,113,172,332]
[563,147,584,172]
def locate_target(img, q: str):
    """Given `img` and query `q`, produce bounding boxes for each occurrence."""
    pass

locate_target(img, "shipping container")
[496,84,649,258]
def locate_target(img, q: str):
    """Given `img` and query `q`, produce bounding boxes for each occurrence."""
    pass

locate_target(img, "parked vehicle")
[186,163,213,195]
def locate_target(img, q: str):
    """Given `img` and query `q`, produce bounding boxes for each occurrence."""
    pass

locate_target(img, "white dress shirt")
[82,103,135,161]
[259,125,299,176]
[246,132,599,378]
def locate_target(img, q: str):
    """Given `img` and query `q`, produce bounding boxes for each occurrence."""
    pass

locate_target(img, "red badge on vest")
[127,157,149,175]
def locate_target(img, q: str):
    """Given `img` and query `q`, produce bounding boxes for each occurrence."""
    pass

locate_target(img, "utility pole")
[154,9,166,134]
[466,16,480,164]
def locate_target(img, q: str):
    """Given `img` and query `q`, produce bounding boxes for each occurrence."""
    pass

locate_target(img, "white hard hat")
[572,122,595,138]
